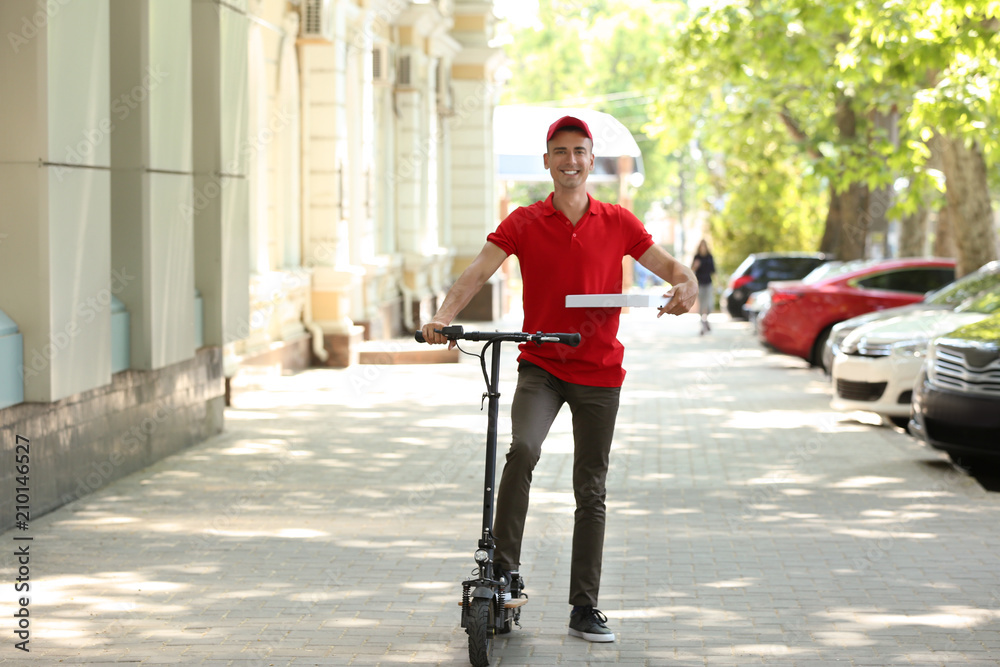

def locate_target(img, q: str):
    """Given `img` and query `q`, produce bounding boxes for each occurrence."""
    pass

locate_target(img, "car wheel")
[887,416,909,429]
[811,325,834,372]
[947,452,996,473]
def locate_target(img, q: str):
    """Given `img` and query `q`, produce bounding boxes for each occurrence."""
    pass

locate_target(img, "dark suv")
[723,252,831,319]
[910,313,1000,469]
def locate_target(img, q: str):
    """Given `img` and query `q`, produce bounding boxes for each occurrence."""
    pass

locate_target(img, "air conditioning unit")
[299,0,333,43]
[372,44,391,85]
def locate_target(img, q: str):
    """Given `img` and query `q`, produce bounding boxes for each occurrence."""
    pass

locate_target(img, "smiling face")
[544,129,594,190]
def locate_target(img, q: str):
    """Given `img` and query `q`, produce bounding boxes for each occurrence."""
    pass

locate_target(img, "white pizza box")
[565,293,670,308]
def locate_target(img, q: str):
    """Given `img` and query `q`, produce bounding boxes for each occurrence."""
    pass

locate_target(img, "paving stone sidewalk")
[3,309,1000,666]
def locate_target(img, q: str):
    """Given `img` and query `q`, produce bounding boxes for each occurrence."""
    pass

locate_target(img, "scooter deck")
[458,598,528,609]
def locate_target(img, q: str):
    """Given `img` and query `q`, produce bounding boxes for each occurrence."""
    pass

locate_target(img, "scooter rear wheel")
[467,597,493,666]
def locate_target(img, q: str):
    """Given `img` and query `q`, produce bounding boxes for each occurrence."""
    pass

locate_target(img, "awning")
[494,105,644,184]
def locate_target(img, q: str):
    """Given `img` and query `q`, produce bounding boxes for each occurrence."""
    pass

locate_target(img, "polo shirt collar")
[541,192,596,219]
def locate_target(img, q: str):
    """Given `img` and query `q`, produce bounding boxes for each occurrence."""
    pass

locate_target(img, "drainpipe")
[302,271,329,362]
[400,282,416,331]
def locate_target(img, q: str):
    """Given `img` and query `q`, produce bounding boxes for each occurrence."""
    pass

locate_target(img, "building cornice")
[394,3,453,36]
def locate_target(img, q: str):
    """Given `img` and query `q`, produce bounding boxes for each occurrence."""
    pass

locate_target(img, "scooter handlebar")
[414,327,580,347]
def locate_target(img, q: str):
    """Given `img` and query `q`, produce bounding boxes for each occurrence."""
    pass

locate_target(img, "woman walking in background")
[692,240,716,335]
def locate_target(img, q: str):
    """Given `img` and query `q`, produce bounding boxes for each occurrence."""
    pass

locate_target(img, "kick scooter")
[415,325,581,667]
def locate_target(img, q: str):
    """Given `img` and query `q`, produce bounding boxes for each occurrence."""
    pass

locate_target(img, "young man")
[421,115,697,642]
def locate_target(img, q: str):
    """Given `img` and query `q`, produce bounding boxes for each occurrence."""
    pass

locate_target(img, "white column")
[450,78,498,253]
[191,0,250,350]
[276,11,302,269]
[0,0,112,402]
[393,34,431,258]
[449,1,504,259]
[300,0,365,336]
[109,0,196,370]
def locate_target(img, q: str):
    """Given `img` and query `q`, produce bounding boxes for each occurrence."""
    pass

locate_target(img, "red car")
[759,257,957,370]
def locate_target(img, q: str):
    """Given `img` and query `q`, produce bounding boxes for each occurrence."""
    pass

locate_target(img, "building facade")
[0,0,503,530]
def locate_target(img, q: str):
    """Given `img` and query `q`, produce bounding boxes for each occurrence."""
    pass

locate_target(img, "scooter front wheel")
[466,597,493,666]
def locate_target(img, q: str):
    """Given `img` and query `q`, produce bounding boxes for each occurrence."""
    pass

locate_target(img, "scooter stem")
[479,340,503,551]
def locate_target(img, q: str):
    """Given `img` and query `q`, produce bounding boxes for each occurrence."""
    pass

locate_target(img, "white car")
[831,284,1000,426]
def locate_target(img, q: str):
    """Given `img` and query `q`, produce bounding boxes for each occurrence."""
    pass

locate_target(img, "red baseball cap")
[546,115,593,143]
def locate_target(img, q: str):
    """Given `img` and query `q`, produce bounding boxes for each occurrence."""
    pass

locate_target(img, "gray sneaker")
[568,606,615,642]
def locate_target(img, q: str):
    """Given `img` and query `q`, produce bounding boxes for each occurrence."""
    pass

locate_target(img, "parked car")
[831,282,1000,426]
[743,290,770,333]
[910,313,1000,468]
[723,252,831,319]
[758,257,957,371]
[823,261,1000,372]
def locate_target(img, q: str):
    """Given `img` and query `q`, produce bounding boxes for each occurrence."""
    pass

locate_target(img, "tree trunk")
[933,205,956,258]
[898,206,929,257]
[817,100,869,260]
[937,134,999,276]
[865,110,898,258]
[867,186,892,258]
[820,181,869,260]
[818,183,842,255]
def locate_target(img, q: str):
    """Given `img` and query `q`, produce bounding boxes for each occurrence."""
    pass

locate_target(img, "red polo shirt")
[486,193,654,387]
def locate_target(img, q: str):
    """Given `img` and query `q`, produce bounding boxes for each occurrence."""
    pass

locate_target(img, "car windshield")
[955,284,1000,315]
[801,259,869,284]
[925,261,1000,305]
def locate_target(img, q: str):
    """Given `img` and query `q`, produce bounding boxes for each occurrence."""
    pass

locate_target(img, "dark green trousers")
[493,362,621,608]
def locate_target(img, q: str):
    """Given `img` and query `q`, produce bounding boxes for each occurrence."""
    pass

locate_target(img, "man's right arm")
[420,242,509,345]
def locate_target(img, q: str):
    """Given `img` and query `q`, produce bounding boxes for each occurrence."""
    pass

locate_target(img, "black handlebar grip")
[414,330,426,343]
[563,332,582,347]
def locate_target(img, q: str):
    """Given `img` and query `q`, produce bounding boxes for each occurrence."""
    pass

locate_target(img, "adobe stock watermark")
[53,66,169,182]
[195,444,297,544]
[180,107,294,223]
[58,403,177,508]
[351,0,409,50]
[221,283,297,347]
[386,82,497,186]
[304,239,338,268]
[95,602,139,643]
[845,186,893,247]
[684,338,755,400]
[345,343,402,397]
[390,427,486,519]
[844,470,976,577]
[6,0,73,54]
[724,414,839,531]
[20,267,135,380]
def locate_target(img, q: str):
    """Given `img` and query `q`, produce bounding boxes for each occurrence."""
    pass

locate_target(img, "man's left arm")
[636,245,698,317]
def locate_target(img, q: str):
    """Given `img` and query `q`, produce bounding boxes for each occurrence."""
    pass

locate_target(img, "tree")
[648,0,896,261]
[846,0,1000,275]
[647,0,1000,272]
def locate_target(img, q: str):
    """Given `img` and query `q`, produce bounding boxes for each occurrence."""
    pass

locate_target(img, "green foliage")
[709,148,827,274]
[642,0,1000,258]
[642,0,844,261]
[844,0,1000,198]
